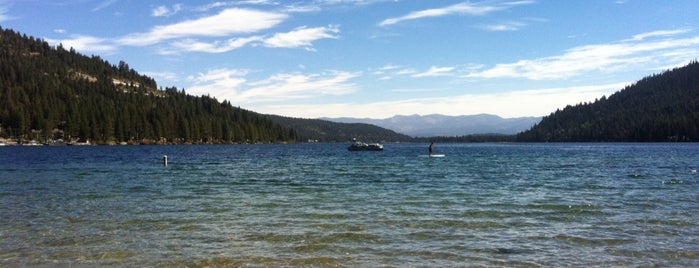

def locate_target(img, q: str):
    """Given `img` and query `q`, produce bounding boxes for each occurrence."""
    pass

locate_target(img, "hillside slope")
[517,61,699,142]
[266,115,413,142]
[0,27,296,144]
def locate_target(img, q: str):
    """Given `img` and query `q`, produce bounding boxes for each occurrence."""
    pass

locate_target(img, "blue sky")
[2,0,699,119]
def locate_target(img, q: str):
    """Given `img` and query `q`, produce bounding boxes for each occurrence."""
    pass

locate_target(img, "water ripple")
[1,143,698,267]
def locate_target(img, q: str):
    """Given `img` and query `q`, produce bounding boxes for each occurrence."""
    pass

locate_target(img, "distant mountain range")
[323,114,541,137]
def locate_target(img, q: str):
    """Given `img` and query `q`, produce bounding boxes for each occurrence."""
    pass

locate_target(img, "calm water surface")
[1,143,698,267]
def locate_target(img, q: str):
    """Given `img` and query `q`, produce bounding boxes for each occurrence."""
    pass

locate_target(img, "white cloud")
[373,64,398,74]
[192,68,250,85]
[283,4,321,13]
[411,66,455,78]
[379,1,534,26]
[479,21,526,31]
[151,4,183,17]
[240,71,359,101]
[318,0,396,6]
[47,8,338,55]
[395,68,417,75]
[379,64,400,71]
[194,1,277,12]
[627,29,691,41]
[45,35,118,54]
[187,69,249,101]
[194,2,230,12]
[468,30,699,80]
[118,8,287,46]
[371,64,401,78]
[237,0,278,5]
[189,69,360,104]
[263,25,340,50]
[142,71,179,84]
[92,0,117,12]
[372,64,463,80]
[0,2,12,22]
[159,25,340,53]
[166,36,263,54]
[151,6,170,17]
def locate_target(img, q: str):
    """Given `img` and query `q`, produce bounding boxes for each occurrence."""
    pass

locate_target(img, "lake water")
[1,143,698,267]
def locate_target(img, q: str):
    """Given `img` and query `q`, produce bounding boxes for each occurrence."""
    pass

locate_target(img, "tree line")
[265,114,413,142]
[0,26,297,144]
[517,60,699,142]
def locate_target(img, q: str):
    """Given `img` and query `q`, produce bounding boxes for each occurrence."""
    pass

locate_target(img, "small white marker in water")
[163,155,168,166]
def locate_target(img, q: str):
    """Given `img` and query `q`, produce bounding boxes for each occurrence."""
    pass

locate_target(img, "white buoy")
[163,155,168,166]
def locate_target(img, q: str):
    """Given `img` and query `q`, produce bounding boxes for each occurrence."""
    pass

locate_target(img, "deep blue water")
[1,143,698,267]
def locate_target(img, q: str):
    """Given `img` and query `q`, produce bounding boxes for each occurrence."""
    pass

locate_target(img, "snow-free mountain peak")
[323,114,541,137]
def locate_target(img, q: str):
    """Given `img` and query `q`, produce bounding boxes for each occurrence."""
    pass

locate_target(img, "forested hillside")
[517,61,699,142]
[0,27,297,144]
[266,115,413,142]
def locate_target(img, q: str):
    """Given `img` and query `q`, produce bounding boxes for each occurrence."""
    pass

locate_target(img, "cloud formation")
[411,66,455,77]
[189,69,360,104]
[0,2,11,22]
[478,21,526,31]
[161,25,341,54]
[45,35,118,54]
[92,0,118,12]
[167,36,263,54]
[627,29,691,41]
[240,71,358,101]
[379,1,534,26]
[263,25,340,50]
[151,4,183,17]
[118,8,287,46]
[45,6,340,55]
[468,30,699,80]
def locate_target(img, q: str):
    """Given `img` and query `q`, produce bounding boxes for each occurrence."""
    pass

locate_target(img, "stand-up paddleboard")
[419,154,445,158]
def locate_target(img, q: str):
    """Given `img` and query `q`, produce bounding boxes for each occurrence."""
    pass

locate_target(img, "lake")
[1,143,698,267]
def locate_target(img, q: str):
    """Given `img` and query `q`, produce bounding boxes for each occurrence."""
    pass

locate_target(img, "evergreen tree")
[0,27,297,144]
[518,61,699,142]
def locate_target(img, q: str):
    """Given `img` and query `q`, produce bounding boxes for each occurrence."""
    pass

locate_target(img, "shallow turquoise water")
[1,143,698,267]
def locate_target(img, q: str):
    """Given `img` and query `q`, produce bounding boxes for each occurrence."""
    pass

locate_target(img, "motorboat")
[348,140,383,151]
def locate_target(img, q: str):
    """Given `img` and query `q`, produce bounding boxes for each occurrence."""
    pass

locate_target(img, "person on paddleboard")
[429,142,434,156]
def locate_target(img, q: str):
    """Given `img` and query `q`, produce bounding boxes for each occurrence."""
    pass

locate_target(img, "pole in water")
[163,155,168,166]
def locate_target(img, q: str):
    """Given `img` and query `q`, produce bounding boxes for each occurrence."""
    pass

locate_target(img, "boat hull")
[348,142,383,151]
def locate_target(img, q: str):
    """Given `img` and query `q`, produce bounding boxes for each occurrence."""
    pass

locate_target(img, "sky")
[2,0,699,119]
